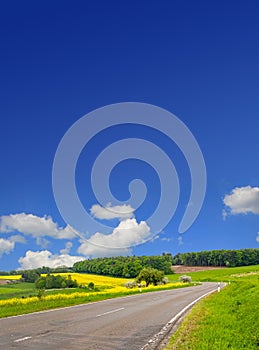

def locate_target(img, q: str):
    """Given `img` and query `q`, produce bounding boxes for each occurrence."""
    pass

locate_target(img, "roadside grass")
[0,272,193,318]
[165,265,259,349]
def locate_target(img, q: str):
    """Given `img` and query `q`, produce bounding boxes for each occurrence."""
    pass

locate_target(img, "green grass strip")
[165,281,259,349]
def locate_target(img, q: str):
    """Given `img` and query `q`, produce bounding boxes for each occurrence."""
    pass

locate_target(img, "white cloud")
[78,218,151,258]
[90,204,135,220]
[36,237,50,249]
[223,186,259,215]
[78,242,131,258]
[0,238,15,257]
[222,209,227,221]
[0,213,76,239]
[0,235,25,258]
[178,236,183,245]
[0,212,152,264]
[9,235,26,244]
[223,186,259,244]
[60,241,73,255]
[18,250,84,270]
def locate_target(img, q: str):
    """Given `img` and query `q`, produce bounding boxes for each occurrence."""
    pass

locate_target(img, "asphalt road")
[0,283,217,350]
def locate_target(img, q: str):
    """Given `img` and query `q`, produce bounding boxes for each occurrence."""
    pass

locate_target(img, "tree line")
[73,254,173,278]
[20,269,78,288]
[0,265,72,276]
[173,248,259,267]
[2,249,259,278]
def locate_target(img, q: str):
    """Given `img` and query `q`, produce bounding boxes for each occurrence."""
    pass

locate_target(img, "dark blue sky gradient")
[1,1,259,269]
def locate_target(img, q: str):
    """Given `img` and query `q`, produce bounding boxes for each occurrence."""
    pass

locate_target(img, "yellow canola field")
[55,273,129,292]
[0,275,21,280]
[0,273,185,307]
[50,273,185,293]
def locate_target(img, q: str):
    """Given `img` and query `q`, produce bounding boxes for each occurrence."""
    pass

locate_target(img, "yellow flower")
[0,275,21,280]
[0,272,185,307]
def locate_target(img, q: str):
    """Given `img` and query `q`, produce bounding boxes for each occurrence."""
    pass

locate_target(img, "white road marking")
[14,336,32,343]
[140,287,218,350]
[96,307,125,317]
[168,289,215,325]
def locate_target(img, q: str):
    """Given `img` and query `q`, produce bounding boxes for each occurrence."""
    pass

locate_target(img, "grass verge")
[165,280,259,349]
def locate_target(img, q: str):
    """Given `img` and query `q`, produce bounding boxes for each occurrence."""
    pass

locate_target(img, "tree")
[21,270,40,283]
[35,274,78,290]
[136,267,164,287]
[88,282,95,290]
[35,277,46,289]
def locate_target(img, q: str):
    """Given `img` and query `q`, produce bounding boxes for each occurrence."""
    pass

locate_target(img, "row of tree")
[173,248,259,267]
[1,266,72,276]
[73,254,173,278]
[3,249,259,278]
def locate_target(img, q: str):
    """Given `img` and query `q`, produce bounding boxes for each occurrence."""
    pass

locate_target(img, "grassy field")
[168,264,259,283]
[165,265,259,349]
[0,273,190,318]
[0,282,36,300]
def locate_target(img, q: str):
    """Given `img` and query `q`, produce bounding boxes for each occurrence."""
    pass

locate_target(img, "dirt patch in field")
[172,265,223,274]
[0,279,9,285]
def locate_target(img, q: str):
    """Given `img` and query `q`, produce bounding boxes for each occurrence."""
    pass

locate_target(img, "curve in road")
[0,282,217,350]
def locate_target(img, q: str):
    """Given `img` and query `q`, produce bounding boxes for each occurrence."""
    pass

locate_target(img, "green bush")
[35,274,78,290]
[88,282,95,290]
[179,275,192,283]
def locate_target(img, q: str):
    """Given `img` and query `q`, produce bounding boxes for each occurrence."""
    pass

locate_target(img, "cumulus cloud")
[223,186,259,215]
[0,211,152,265]
[78,218,151,258]
[60,241,73,255]
[0,235,25,257]
[0,213,76,239]
[0,238,15,257]
[90,204,135,220]
[18,250,84,270]
[78,242,131,258]
[223,186,259,244]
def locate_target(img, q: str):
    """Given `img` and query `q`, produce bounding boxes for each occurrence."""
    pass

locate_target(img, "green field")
[167,264,259,283]
[165,265,259,349]
[0,282,37,300]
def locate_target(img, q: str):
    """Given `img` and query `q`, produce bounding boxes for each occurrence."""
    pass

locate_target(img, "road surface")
[0,283,217,350]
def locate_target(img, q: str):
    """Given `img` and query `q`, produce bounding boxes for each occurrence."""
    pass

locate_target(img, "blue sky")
[1,1,259,270]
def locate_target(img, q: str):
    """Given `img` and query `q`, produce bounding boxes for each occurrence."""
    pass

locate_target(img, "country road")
[0,283,217,350]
